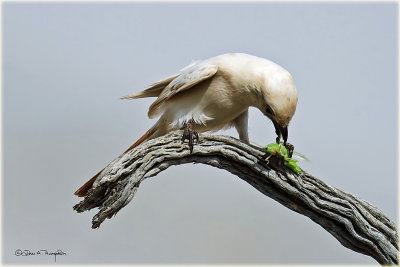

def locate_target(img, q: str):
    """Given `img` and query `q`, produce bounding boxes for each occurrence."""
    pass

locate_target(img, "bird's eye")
[265,106,274,115]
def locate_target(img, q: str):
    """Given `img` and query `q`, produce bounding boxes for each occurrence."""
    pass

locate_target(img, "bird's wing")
[120,74,180,99]
[148,63,218,118]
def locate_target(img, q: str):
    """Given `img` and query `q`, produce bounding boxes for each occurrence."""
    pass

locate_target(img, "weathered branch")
[73,131,398,265]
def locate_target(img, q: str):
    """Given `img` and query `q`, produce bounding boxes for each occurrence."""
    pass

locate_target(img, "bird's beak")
[273,121,288,144]
[281,125,288,144]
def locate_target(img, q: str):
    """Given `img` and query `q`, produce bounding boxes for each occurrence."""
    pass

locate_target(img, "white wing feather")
[148,62,218,118]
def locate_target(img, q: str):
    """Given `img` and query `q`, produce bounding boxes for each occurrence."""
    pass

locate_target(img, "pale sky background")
[2,2,398,265]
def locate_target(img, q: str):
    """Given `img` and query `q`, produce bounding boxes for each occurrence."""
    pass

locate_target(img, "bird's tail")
[74,123,159,197]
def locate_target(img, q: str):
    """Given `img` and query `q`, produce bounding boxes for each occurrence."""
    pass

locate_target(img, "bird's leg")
[181,122,199,153]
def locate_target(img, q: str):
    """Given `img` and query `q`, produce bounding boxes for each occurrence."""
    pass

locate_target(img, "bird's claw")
[181,122,199,153]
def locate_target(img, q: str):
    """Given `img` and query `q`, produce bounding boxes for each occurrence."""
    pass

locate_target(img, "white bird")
[75,53,298,197]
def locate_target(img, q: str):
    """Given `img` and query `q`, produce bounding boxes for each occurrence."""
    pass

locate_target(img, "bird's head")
[256,70,298,144]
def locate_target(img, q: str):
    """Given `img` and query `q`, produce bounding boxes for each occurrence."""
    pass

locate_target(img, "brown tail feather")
[74,124,159,197]
[74,170,103,197]
[123,125,157,153]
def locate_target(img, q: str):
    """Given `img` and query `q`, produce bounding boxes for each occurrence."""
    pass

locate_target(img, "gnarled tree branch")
[73,131,398,265]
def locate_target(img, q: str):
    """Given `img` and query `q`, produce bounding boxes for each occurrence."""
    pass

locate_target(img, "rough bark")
[73,131,398,265]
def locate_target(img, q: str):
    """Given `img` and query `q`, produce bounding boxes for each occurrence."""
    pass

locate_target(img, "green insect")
[261,143,303,175]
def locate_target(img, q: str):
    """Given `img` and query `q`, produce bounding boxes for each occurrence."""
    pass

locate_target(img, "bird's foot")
[181,122,199,153]
[284,142,294,158]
